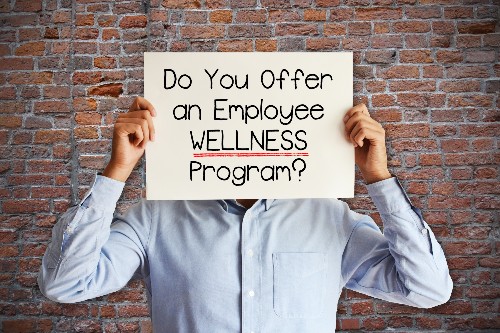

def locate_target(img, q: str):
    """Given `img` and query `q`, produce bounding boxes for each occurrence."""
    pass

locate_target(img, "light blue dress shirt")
[38,175,452,333]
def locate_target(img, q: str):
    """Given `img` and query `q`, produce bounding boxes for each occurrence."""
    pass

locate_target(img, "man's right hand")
[102,96,156,182]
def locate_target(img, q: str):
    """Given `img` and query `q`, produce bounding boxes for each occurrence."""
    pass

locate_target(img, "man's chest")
[145,200,347,331]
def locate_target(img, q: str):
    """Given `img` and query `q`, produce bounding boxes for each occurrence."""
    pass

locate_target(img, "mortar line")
[69,0,78,205]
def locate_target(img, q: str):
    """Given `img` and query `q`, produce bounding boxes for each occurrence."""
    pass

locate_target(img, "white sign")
[144,52,354,200]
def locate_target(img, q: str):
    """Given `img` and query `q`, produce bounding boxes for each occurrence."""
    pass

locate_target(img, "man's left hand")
[344,103,392,185]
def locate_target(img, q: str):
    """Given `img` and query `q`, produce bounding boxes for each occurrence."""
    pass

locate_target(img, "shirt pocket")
[272,252,327,318]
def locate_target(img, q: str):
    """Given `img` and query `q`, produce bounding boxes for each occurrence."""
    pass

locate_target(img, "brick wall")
[0,0,498,331]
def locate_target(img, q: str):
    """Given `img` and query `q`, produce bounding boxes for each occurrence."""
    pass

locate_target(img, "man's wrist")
[102,163,132,183]
[362,169,392,185]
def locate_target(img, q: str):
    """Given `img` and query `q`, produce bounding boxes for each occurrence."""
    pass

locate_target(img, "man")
[38,97,452,332]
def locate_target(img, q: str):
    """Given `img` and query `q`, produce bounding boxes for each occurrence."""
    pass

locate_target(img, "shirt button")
[248,290,255,297]
[421,228,428,235]
[247,249,253,257]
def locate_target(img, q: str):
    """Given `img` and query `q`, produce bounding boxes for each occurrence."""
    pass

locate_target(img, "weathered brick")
[306,38,340,50]
[163,0,201,8]
[209,10,232,23]
[34,101,70,113]
[217,39,252,51]
[180,25,225,38]
[276,23,318,36]
[457,21,496,34]
[88,83,123,97]
[34,130,70,144]
[355,7,402,20]
[15,42,46,56]
[255,39,277,51]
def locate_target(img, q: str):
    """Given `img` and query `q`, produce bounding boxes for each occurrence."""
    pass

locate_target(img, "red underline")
[193,152,309,157]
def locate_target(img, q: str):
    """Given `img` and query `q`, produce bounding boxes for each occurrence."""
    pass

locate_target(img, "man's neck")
[236,199,258,209]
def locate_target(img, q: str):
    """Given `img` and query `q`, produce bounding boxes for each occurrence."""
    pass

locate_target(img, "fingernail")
[343,115,348,122]
[353,143,358,147]
[152,133,155,141]
[152,108,157,117]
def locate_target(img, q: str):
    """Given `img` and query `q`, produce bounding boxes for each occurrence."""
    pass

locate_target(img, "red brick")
[276,23,318,36]
[180,25,225,38]
[393,21,431,33]
[74,27,99,39]
[377,65,419,79]
[348,22,371,35]
[466,287,500,299]
[13,0,42,12]
[3,200,50,213]
[457,21,496,34]
[389,80,435,92]
[2,319,37,333]
[449,95,492,107]
[94,57,116,69]
[8,72,53,85]
[399,50,432,63]
[304,9,326,21]
[341,318,360,330]
[119,15,147,28]
[351,301,373,315]
[117,304,150,317]
[216,39,251,51]
[0,58,33,70]
[15,42,45,56]
[34,101,70,113]
[355,7,402,20]
[209,10,232,23]
[305,38,338,50]
[362,317,386,330]
[34,130,70,144]
[163,0,201,8]
[330,8,353,21]
[88,83,123,98]
[76,14,94,26]
[315,0,340,6]
[430,300,473,315]
[323,23,345,36]
[406,6,441,18]
[255,39,277,51]
[444,6,473,19]
[236,9,267,23]
[0,116,22,128]
[446,66,489,79]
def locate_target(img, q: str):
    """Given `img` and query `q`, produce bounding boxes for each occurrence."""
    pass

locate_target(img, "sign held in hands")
[144,52,353,200]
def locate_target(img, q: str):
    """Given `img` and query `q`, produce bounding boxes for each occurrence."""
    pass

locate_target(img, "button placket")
[241,206,261,333]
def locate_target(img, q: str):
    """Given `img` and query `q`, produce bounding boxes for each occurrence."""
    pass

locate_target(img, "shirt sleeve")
[37,174,152,303]
[340,176,453,308]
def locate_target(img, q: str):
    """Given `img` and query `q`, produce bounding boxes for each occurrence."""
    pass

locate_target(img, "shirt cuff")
[366,176,413,214]
[80,174,125,211]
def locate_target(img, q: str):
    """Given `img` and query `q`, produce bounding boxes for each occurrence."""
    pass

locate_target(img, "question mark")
[292,158,306,181]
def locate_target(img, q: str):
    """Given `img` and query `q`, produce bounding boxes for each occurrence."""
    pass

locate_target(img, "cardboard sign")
[144,52,353,200]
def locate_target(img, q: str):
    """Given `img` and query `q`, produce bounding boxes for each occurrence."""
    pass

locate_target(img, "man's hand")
[344,103,391,185]
[102,97,156,182]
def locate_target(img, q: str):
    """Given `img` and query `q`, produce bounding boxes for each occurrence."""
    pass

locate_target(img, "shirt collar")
[217,199,275,212]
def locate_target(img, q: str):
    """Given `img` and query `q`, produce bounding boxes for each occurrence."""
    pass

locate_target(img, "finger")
[115,123,144,146]
[130,96,157,117]
[344,111,369,137]
[343,103,369,123]
[345,112,381,138]
[350,122,384,147]
[116,118,149,147]
[119,110,155,141]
